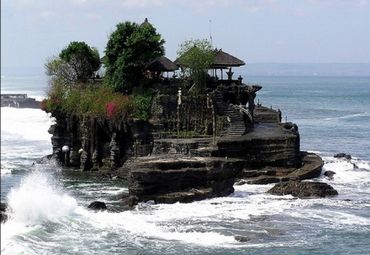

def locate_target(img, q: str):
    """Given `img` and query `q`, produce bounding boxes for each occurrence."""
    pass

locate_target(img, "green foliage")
[43,80,152,121]
[177,39,215,91]
[59,41,100,81]
[131,93,153,120]
[45,41,100,85]
[104,21,165,93]
[45,57,75,86]
[43,81,131,120]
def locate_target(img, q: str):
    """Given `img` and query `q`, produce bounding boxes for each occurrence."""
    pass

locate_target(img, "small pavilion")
[147,56,178,79]
[211,49,245,81]
[175,48,246,85]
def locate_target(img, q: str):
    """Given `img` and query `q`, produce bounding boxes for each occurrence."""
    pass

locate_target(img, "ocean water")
[1,75,370,255]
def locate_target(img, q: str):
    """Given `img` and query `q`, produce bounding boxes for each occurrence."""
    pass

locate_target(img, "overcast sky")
[2,0,370,73]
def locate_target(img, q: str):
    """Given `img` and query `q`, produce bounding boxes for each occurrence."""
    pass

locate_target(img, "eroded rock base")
[126,156,245,205]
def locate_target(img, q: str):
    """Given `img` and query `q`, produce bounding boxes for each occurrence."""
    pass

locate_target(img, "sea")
[1,74,370,255]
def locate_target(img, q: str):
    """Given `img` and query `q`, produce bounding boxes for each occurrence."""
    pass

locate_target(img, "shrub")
[43,81,150,121]
[43,84,131,120]
[131,93,153,120]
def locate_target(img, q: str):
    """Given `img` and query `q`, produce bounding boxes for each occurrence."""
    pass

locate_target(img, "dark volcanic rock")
[88,201,107,211]
[1,202,8,223]
[246,152,323,184]
[36,154,53,164]
[234,235,250,242]
[268,181,338,198]
[334,153,352,160]
[324,170,336,179]
[127,156,245,205]
[217,122,300,168]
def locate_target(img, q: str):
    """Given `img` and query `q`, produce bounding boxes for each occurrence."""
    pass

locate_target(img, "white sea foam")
[322,156,370,186]
[1,107,54,141]
[324,112,369,121]
[6,172,78,223]
[79,208,238,247]
[1,172,79,254]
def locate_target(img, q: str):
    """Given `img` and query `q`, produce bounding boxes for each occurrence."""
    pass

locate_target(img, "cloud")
[308,0,369,6]
[86,12,101,21]
[121,0,165,8]
[294,9,308,17]
[3,0,278,14]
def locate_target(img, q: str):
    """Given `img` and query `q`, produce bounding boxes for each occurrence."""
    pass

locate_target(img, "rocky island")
[1,94,41,108]
[41,19,337,208]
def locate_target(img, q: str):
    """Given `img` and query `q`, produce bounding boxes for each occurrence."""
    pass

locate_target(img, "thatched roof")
[147,56,178,72]
[211,49,245,68]
[175,48,245,69]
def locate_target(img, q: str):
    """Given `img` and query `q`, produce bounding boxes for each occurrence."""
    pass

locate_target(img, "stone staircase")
[214,91,248,136]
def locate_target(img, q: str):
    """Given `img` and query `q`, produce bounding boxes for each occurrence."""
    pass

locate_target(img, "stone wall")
[150,94,214,137]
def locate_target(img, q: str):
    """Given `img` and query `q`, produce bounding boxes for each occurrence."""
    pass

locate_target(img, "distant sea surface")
[1,75,370,255]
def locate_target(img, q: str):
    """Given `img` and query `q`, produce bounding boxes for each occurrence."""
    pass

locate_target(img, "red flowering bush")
[42,81,139,121]
[106,102,118,119]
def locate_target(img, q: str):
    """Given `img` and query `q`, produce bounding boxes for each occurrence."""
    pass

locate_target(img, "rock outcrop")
[88,201,107,211]
[324,170,336,179]
[334,153,352,160]
[217,122,300,168]
[268,181,338,198]
[126,156,245,205]
[244,152,323,184]
[1,202,8,223]
[48,112,152,171]
[1,94,41,109]
[45,83,328,205]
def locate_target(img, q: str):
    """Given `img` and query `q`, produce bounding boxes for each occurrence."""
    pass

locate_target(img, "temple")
[47,47,324,206]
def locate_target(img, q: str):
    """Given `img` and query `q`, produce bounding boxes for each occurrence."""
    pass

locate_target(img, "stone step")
[190,146,219,157]
[228,128,245,131]
[228,129,245,132]
[228,130,245,134]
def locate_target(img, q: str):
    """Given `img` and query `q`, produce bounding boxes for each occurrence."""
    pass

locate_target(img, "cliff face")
[125,156,245,205]
[46,84,309,206]
[49,112,153,171]
[217,122,300,167]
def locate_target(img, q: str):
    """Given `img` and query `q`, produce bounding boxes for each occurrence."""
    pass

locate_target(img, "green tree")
[46,41,100,85]
[104,20,165,93]
[176,39,215,91]
[59,41,101,81]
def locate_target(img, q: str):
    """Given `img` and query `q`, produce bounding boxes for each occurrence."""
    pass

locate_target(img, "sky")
[1,0,370,74]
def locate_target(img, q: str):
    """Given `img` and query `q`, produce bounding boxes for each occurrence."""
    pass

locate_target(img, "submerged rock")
[267,181,338,198]
[234,235,250,242]
[1,202,8,223]
[324,170,336,179]
[88,201,107,211]
[334,153,352,160]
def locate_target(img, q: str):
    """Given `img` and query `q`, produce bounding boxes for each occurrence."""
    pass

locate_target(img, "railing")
[230,104,253,122]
